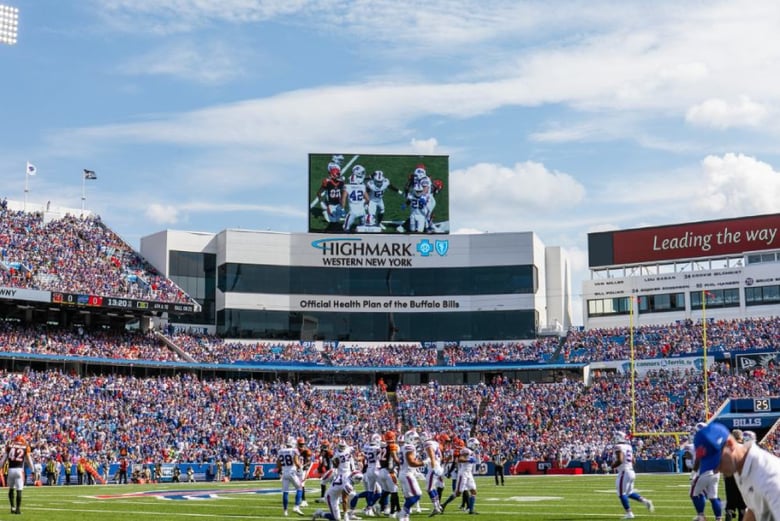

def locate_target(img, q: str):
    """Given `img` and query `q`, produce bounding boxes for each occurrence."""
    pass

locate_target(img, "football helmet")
[337,439,349,451]
[454,438,465,449]
[420,431,432,443]
[286,436,297,448]
[404,430,420,446]
[414,164,427,179]
[328,162,342,179]
[352,165,366,182]
[297,437,306,447]
[350,471,364,484]
[467,437,480,450]
[372,170,384,182]
[437,433,451,444]
[613,431,628,444]
[370,433,382,445]
[384,431,396,443]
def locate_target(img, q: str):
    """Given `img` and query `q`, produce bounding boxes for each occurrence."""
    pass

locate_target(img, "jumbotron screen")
[308,153,450,234]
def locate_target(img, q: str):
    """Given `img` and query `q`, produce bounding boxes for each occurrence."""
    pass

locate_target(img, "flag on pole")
[83,169,97,180]
[26,162,37,176]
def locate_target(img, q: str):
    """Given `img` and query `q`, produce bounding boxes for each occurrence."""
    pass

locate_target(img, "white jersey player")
[361,434,383,516]
[342,165,368,231]
[397,430,424,521]
[611,431,654,519]
[277,437,305,516]
[422,432,445,514]
[312,470,364,521]
[366,170,390,227]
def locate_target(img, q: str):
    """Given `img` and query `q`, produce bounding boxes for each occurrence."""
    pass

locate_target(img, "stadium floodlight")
[0,4,19,46]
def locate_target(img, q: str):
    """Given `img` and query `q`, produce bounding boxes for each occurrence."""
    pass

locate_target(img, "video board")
[308,153,449,234]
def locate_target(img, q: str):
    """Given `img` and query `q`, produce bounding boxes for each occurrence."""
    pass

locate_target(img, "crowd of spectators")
[169,333,324,365]
[0,209,190,303]
[560,317,780,362]
[442,338,562,365]
[0,323,179,361]
[3,372,394,472]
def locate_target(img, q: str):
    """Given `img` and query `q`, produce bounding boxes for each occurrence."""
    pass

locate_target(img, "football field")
[12,473,701,520]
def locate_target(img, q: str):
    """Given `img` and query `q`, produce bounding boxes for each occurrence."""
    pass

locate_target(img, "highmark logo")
[416,239,449,257]
[310,237,448,266]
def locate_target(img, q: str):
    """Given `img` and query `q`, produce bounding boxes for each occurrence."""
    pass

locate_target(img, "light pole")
[0,4,19,46]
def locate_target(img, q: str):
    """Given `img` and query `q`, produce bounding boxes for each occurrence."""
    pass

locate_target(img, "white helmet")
[372,170,384,182]
[286,436,297,448]
[467,437,480,450]
[613,431,627,444]
[404,430,419,446]
[352,165,366,182]
[338,439,349,451]
[370,433,382,445]
[414,164,427,179]
[350,471,364,484]
[420,431,432,443]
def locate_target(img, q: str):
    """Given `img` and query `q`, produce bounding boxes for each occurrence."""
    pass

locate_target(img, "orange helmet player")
[384,431,396,443]
[437,433,451,445]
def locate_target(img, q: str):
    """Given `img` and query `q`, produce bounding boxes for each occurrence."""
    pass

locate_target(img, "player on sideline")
[0,435,34,515]
[277,436,305,517]
[611,431,654,519]
[690,422,724,521]
[695,422,780,521]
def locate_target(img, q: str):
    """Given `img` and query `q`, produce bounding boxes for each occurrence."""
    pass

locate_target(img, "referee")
[492,451,506,485]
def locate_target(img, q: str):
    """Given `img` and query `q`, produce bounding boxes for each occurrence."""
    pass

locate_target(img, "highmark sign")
[310,237,449,267]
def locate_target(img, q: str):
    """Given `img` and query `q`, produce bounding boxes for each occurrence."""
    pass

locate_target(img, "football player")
[317,440,334,502]
[441,437,480,515]
[341,166,369,232]
[297,437,314,507]
[277,436,305,516]
[377,430,401,516]
[0,435,34,515]
[312,161,346,228]
[312,470,364,521]
[365,171,390,228]
[611,431,654,519]
[690,422,723,521]
[422,432,446,516]
[397,430,425,521]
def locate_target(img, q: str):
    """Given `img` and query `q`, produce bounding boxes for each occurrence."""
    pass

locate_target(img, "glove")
[468,456,476,464]
[692,470,717,496]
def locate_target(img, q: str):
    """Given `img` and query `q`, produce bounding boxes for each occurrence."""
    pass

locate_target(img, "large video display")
[308,153,449,234]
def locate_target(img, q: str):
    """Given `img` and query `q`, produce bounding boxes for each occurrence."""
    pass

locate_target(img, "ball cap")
[694,422,730,472]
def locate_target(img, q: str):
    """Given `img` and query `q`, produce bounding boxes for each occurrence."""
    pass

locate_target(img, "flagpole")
[702,289,709,419]
[81,172,86,214]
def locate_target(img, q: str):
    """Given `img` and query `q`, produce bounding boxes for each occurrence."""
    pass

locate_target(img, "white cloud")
[409,138,438,155]
[450,161,586,232]
[145,203,180,224]
[697,153,780,215]
[117,41,245,84]
[686,96,768,129]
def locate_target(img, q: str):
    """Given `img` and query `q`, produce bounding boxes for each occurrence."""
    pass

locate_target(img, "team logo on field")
[93,487,282,501]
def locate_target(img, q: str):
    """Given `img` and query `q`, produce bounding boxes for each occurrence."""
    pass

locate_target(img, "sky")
[2,1,780,326]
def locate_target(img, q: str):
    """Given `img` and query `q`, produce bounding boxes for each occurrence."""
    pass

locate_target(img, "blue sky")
[2,0,780,325]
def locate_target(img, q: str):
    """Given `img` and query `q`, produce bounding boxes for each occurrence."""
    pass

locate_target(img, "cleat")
[285,510,289,517]
[623,513,635,519]
[294,506,305,516]
[413,505,423,514]
[364,508,376,517]
[645,500,654,513]
[301,501,309,507]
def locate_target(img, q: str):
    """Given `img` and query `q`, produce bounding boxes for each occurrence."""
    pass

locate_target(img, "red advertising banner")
[612,214,780,264]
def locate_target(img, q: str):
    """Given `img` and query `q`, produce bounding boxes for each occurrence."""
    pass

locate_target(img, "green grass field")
[308,153,450,234]
[12,473,702,520]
